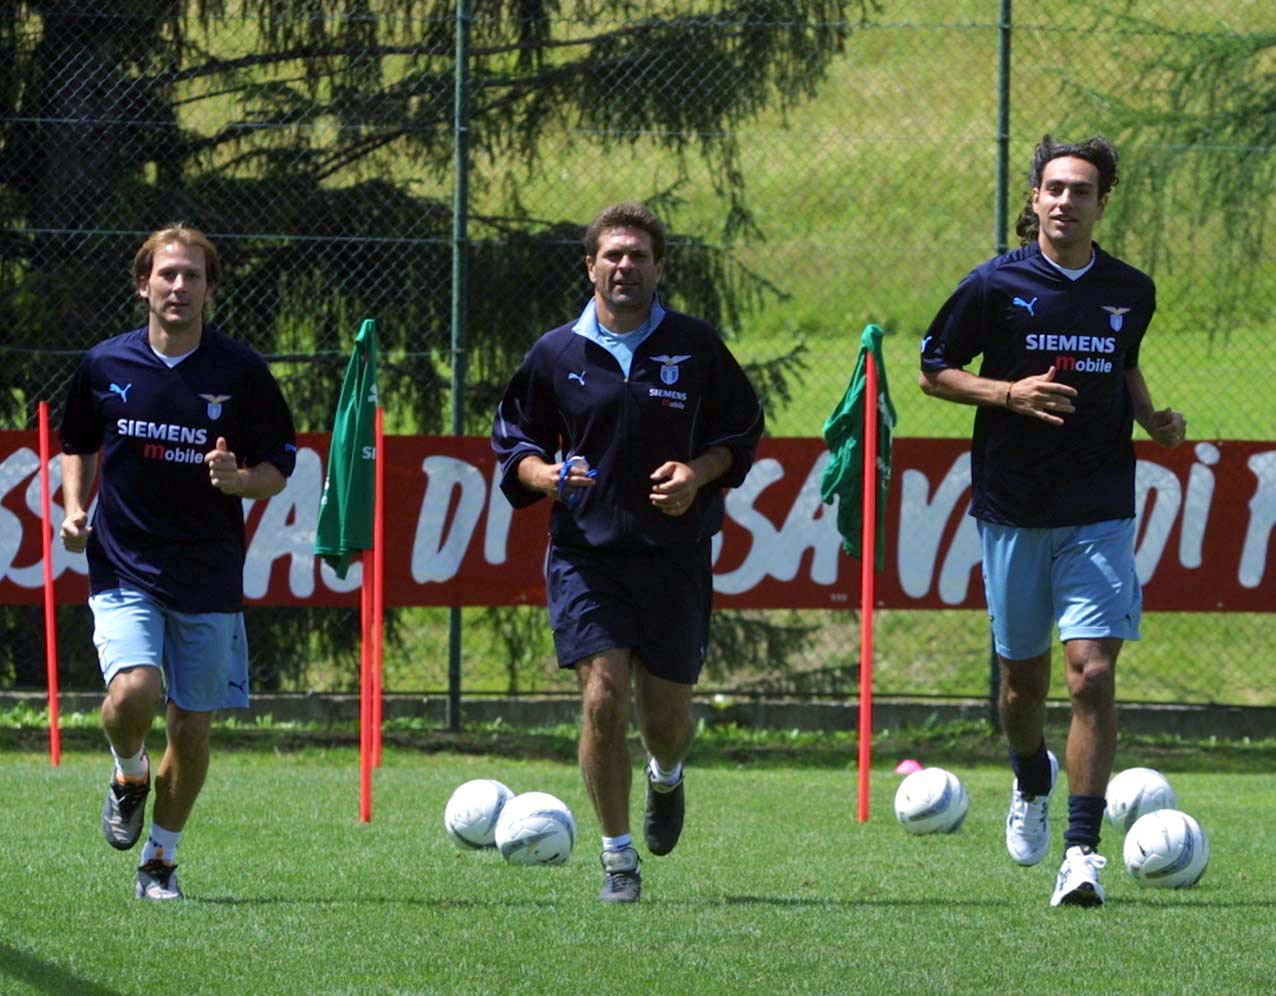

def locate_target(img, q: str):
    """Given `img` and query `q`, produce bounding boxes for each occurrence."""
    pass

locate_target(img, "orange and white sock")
[142,824,181,866]
[111,746,148,782]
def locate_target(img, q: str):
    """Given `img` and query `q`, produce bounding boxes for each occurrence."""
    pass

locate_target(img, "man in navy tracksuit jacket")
[492,202,764,903]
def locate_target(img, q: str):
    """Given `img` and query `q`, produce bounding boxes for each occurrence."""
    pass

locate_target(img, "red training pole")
[372,406,385,767]
[359,548,374,823]
[857,352,879,823]
[37,402,61,767]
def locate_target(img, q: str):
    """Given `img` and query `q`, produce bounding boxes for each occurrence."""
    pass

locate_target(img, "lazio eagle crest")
[1101,306,1131,332]
[198,393,231,420]
[651,354,692,386]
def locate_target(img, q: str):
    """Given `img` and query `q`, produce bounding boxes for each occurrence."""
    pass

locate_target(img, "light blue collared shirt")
[571,296,666,378]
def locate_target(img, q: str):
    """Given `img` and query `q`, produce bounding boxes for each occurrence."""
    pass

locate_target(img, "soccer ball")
[894,766,969,834]
[1123,809,1210,888]
[1105,767,1177,833]
[494,791,576,865]
[443,779,514,850]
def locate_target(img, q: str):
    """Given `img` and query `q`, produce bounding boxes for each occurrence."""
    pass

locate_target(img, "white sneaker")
[1005,749,1059,866]
[1050,846,1107,907]
[136,860,184,901]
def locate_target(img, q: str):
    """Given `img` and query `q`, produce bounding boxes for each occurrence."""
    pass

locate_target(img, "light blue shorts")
[978,518,1142,660]
[89,588,250,712]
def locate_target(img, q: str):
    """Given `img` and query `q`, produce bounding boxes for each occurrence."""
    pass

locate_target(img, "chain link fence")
[2,2,1272,706]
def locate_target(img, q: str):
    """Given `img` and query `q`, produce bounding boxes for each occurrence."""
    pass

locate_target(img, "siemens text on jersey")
[1024,334,1117,353]
[116,419,209,446]
[118,419,210,462]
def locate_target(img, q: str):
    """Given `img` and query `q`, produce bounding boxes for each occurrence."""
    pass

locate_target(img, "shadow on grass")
[190,892,1013,910]
[719,894,1013,909]
[1113,897,1276,910]
[0,941,124,996]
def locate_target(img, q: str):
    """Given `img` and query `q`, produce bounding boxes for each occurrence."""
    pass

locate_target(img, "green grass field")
[3,733,1274,996]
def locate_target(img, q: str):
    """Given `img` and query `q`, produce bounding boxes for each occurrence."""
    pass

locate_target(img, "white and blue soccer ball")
[494,791,576,865]
[1105,767,1177,833]
[894,766,969,834]
[1123,808,1210,888]
[443,778,514,850]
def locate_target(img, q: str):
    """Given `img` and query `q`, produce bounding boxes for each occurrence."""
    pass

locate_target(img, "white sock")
[111,745,148,781]
[142,824,181,866]
[648,758,683,789]
[602,833,633,852]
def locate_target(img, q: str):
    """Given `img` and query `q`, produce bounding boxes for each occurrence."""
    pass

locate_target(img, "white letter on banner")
[0,447,38,582]
[319,556,362,591]
[1134,461,1182,583]
[715,454,842,593]
[9,456,82,585]
[715,459,783,594]
[937,512,982,606]
[897,453,970,600]
[1239,450,1276,589]
[1179,442,1218,569]
[484,462,513,564]
[243,447,325,599]
[772,452,842,585]
[411,456,484,583]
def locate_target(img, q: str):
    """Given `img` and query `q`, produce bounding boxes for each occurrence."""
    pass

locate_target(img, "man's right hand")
[1007,365,1078,426]
[61,511,92,553]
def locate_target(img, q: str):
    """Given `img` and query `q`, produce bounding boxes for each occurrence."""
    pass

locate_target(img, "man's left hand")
[206,436,243,493]
[650,461,697,516]
[1145,408,1187,448]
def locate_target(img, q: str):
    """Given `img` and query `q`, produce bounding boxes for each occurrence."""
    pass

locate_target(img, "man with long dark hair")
[919,136,1186,906]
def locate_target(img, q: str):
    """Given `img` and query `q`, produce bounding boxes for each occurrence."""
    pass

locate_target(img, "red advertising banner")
[1,431,1273,611]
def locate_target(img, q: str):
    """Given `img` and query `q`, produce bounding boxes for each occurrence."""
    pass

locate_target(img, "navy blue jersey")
[492,307,765,553]
[920,243,1155,527]
[60,327,297,611]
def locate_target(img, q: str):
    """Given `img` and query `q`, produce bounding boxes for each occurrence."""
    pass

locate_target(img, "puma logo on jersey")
[568,371,587,386]
[1012,296,1037,316]
[109,383,132,403]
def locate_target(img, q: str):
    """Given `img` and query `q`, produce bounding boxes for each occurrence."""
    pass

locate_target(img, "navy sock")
[1063,794,1105,850]
[1009,739,1052,796]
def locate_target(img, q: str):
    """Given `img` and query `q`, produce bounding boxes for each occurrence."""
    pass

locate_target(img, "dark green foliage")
[1074,19,1276,321]
[0,1,863,691]
[703,608,822,683]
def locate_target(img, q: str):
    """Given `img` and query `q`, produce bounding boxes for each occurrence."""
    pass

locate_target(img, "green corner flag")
[820,323,897,570]
[316,318,380,579]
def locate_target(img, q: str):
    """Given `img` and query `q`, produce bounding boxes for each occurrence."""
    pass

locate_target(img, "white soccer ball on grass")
[1122,808,1210,888]
[1105,766,1177,833]
[893,766,969,834]
[443,778,515,850]
[495,791,576,865]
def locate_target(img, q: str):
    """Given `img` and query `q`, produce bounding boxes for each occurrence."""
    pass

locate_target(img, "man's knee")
[1068,657,1116,710]
[105,667,163,714]
[166,707,213,753]
[1000,654,1050,709]
[578,661,631,732]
